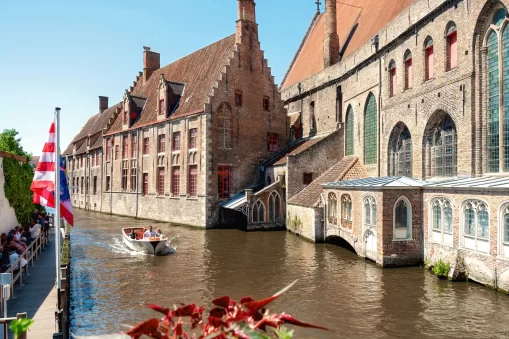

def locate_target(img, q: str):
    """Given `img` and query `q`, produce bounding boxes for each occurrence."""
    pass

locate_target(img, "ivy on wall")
[3,157,34,223]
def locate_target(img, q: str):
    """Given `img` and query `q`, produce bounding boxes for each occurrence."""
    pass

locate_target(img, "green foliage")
[9,318,34,339]
[432,259,451,278]
[61,239,71,266]
[424,259,431,270]
[274,327,294,339]
[0,129,31,160]
[3,157,35,223]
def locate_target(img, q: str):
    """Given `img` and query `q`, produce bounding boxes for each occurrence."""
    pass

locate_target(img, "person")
[155,228,163,237]
[9,249,27,272]
[29,219,42,239]
[10,230,26,252]
[143,226,156,238]
[41,214,50,238]
[128,228,136,239]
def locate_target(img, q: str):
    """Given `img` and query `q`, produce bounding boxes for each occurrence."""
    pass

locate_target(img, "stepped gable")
[273,133,331,166]
[107,34,237,135]
[288,157,366,208]
[282,0,414,89]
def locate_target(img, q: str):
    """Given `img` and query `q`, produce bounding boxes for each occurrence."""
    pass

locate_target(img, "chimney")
[143,46,160,84]
[237,0,256,23]
[323,0,340,68]
[236,0,258,45]
[99,96,108,113]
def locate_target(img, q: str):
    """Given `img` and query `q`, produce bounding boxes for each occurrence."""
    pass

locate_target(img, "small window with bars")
[189,166,197,197]
[172,167,180,196]
[218,166,231,199]
[121,160,129,191]
[189,128,198,149]
[142,173,148,196]
[105,176,111,191]
[143,137,149,155]
[157,167,165,196]
[131,134,137,158]
[158,134,166,153]
[173,132,181,151]
[267,133,279,152]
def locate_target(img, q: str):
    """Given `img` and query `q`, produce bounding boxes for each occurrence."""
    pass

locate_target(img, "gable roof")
[288,156,366,208]
[281,0,414,89]
[106,34,237,135]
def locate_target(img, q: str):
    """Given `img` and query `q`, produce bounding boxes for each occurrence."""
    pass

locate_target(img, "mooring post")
[16,312,27,339]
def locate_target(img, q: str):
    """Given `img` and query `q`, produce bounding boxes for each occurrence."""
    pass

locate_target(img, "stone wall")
[287,204,322,242]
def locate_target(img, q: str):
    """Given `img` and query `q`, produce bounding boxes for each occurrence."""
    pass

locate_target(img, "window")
[364,196,377,227]
[235,90,243,106]
[303,173,313,185]
[267,133,279,152]
[263,96,270,111]
[122,136,128,159]
[485,9,509,173]
[341,194,353,229]
[389,124,412,177]
[130,161,137,191]
[86,177,89,194]
[432,115,457,177]
[159,99,165,116]
[142,173,148,196]
[389,59,396,97]
[115,145,119,160]
[172,132,180,151]
[131,134,137,158]
[189,128,198,149]
[252,200,265,223]
[500,203,509,258]
[218,166,231,199]
[293,124,302,140]
[105,175,111,191]
[189,166,197,197]
[80,177,84,194]
[172,167,180,196]
[404,50,413,89]
[310,101,316,132]
[462,200,489,253]
[364,93,377,165]
[424,36,434,80]
[93,176,97,195]
[158,134,166,153]
[143,137,149,155]
[157,167,165,196]
[394,196,412,240]
[345,105,354,156]
[72,178,75,193]
[121,160,128,191]
[328,193,338,225]
[430,198,453,245]
[218,103,232,149]
[446,22,458,70]
[268,192,281,222]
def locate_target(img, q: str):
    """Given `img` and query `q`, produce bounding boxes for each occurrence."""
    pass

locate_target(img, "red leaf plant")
[123,280,329,339]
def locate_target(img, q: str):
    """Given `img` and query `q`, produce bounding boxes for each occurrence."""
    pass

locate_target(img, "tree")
[0,129,31,160]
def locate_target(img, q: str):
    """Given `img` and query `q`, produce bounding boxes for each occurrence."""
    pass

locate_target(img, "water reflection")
[70,211,509,338]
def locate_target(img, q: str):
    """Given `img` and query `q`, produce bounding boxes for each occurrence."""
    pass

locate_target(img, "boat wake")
[109,236,179,256]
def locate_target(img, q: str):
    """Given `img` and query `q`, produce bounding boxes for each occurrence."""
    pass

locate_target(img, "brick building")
[276,0,509,290]
[64,0,288,227]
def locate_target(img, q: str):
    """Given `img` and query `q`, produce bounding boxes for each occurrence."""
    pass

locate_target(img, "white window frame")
[363,196,377,228]
[429,197,453,246]
[498,201,509,259]
[461,199,490,253]
[328,193,338,225]
[340,194,353,231]
[393,196,412,240]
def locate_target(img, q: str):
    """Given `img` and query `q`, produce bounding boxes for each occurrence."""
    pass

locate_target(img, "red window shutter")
[218,166,231,198]
[449,32,458,69]
[426,46,434,80]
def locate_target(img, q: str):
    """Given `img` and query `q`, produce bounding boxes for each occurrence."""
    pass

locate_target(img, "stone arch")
[388,122,412,177]
[268,191,281,223]
[324,235,358,255]
[421,111,458,179]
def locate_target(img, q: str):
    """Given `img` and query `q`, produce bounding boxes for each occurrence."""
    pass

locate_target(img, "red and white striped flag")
[30,122,74,226]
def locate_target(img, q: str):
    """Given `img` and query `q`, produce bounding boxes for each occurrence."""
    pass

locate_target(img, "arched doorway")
[364,229,377,262]
[388,122,412,177]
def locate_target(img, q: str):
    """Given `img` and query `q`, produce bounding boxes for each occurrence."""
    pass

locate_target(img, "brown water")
[70,210,509,339]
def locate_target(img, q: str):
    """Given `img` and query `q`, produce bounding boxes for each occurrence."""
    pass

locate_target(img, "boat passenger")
[144,226,156,238]
[155,228,163,238]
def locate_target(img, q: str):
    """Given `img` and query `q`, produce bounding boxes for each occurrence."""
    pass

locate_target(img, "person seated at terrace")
[29,219,41,239]
[9,249,27,272]
[7,234,24,254]
[20,224,32,245]
[143,226,156,238]
[10,230,27,252]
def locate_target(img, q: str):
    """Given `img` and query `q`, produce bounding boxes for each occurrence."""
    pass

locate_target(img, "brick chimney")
[236,0,257,44]
[99,96,108,113]
[143,46,160,84]
[323,0,340,68]
[238,0,256,23]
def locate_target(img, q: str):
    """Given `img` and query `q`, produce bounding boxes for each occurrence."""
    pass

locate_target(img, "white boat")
[122,227,170,255]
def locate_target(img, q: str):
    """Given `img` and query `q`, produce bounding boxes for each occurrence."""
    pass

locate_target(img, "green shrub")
[61,239,71,266]
[432,259,451,278]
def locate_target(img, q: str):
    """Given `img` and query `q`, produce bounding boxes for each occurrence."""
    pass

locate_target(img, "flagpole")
[55,107,61,291]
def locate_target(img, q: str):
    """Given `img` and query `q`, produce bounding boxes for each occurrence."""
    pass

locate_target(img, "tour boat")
[122,227,170,255]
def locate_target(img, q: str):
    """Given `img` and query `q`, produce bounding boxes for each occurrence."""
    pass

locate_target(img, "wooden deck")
[6,228,59,338]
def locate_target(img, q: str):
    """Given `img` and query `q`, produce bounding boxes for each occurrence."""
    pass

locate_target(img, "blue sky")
[0,0,319,155]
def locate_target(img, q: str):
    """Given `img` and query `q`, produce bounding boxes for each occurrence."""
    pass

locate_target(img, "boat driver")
[143,226,156,238]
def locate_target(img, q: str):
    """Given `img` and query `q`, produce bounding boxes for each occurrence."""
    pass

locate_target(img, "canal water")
[70,210,509,339]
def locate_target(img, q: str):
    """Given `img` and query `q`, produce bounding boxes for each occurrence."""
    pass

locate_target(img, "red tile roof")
[287,157,367,208]
[281,0,414,89]
[106,34,237,135]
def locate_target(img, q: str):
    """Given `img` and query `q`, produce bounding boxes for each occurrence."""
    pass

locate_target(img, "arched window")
[364,196,377,227]
[341,194,353,230]
[500,203,509,258]
[404,50,413,89]
[424,36,434,80]
[328,193,338,225]
[462,200,489,253]
[252,200,265,223]
[393,196,412,240]
[430,198,453,245]
[445,22,458,71]
[485,8,509,173]
[268,192,281,222]
[217,102,232,149]
[388,123,412,177]
[389,59,396,97]
[345,105,354,156]
[364,94,377,165]
[423,113,457,178]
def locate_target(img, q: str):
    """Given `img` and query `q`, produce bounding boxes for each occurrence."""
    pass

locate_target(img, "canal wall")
[0,156,20,233]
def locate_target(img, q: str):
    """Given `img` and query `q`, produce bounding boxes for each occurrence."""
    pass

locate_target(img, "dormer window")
[263,96,270,111]
[235,90,243,106]
[159,99,165,116]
